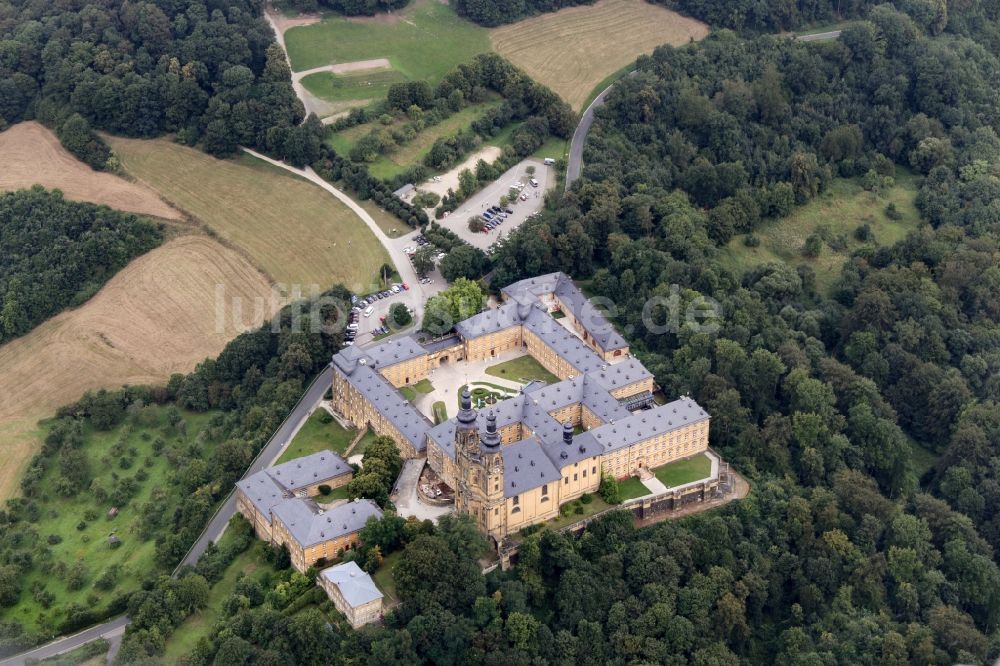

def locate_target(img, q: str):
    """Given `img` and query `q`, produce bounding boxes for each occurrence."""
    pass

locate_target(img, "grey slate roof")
[321,561,383,607]
[236,470,287,522]
[367,337,426,368]
[454,300,523,339]
[236,450,352,519]
[267,450,352,493]
[502,437,561,497]
[421,334,462,354]
[589,397,710,454]
[502,272,629,352]
[333,362,431,452]
[273,497,383,548]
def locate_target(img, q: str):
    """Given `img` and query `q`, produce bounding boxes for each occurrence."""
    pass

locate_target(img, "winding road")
[0,18,849,666]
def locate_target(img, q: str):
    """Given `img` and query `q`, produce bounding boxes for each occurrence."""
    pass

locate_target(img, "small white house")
[319,561,383,628]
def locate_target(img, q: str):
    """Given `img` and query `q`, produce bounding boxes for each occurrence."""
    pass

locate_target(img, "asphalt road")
[0,368,332,666]
[0,617,128,666]
[565,78,621,190]
[798,29,842,41]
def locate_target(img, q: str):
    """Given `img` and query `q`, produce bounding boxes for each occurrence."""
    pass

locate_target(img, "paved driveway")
[393,458,454,522]
[433,158,551,250]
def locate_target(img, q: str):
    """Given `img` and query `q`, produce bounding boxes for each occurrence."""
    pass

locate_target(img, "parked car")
[529,178,539,188]
[364,305,375,317]
[504,207,514,214]
[543,157,556,165]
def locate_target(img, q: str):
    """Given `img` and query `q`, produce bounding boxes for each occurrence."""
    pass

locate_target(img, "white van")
[543,158,555,166]
[364,305,375,318]
[529,178,539,188]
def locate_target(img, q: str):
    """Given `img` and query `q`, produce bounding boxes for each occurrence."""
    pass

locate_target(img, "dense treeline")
[0,0,305,160]
[581,7,999,246]
[467,5,1000,661]
[0,287,351,654]
[0,188,162,343]
[283,0,410,16]
[313,146,430,227]
[454,0,595,27]
[344,54,574,186]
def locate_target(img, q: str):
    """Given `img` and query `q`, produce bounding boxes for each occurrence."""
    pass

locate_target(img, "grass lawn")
[485,355,560,384]
[372,550,402,605]
[330,102,502,180]
[285,0,489,91]
[412,379,434,394]
[301,67,409,105]
[108,136,392,290]
[489,0,707,110]
[653,453,712,488]
[546,495,613,531]
[351,428,379,456]
[0,406,219,635]
[316,485,352,503]
[161,536,274,662]
[277,410,357,461]
[352,195,411,238]
[718,173,923,294]
[618,476,650,500]
[433,401,448,424]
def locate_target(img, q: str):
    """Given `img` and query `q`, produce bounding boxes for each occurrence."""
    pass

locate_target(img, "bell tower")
[479,410,506,535]
[454,389,481,521]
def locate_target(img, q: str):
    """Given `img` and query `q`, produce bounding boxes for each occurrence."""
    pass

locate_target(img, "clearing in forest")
[0,122,180,220]
[490,0,709,110]
[107,136,391,290]
[0,235,277,501]
[719,174,925,294]
[284,0,489,100]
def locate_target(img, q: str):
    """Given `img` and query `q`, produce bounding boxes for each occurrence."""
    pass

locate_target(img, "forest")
[0,0,307,162]
[454,0,595,27]
[0,188,163,343]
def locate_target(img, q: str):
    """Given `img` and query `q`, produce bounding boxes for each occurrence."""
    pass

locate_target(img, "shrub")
[803,234,823,257]
[76,521,87,531]
[318,485,332,496]
[744,234,761,247]
[580,493,593,505]
[599,475,621,504]
[885,202,903,220]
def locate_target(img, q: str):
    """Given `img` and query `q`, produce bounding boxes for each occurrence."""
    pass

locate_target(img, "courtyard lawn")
[399,379,432,402]
[618,476,651,500]
[433,401,448,424]
[653,453,712,488]
[316,485,352,503]
[485,355,560,385]
[546,495,614,531]
[277,410,357,461]
[351,428,379,456]
[284,0,489,87]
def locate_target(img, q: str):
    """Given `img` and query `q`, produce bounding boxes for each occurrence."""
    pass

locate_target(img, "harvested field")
[0,122,180,219]
[490,0,708,110]
[0,235,277,501]
[107,136,391,290]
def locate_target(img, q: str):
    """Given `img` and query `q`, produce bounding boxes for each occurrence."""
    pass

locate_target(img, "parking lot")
[436,158,552,250]
[344,271,446,346]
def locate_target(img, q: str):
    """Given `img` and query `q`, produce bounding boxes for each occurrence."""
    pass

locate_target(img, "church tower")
[454,390,506,538]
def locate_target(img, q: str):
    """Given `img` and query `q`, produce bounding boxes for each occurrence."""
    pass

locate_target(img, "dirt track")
[0,122,181,219]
